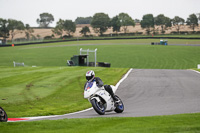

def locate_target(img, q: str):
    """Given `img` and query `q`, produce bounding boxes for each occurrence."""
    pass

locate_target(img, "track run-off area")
[8,69,200,122]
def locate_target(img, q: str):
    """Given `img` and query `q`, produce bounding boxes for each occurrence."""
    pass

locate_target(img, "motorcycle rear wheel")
[0,107,8,122]
[91,99,105,115]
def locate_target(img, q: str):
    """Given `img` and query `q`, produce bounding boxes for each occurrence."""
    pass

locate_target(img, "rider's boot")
[104,85,120,103]
[113,95,120,104]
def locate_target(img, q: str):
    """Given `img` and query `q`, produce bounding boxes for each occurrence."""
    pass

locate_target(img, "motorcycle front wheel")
[91,99,105,115]
[114,95,124,113]
[0,107,8,122]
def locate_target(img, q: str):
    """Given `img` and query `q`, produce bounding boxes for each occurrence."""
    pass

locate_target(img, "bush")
[180,31,189,34]
[153,31,159,35]
[170,31,178,34]
[62,35,72,39]
[82,35,94,37]
[102,32,144,37]
[44,36,53,40]
[119,33,136,36]
[161,31,165,34]
[196,31,200,34]
[190,31,197,34]
[136,32,143,35]
[170,31,200,35]
[14,38,27,41]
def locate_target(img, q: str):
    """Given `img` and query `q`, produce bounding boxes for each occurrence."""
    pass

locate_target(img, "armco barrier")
[1,37,200,47]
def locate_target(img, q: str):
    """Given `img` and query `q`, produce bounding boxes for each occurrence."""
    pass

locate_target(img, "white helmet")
[86,70,95,82]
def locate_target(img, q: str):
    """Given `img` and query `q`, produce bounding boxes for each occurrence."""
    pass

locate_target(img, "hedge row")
[170,31,200,34]
[1,36,200,47]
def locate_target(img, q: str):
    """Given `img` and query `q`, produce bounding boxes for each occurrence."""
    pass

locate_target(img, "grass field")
[0,39,200,132]
[0,113,200,133]
[0,39,200,69]
[0,67,128,117]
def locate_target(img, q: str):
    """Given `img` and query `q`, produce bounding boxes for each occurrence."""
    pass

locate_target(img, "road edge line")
[188,69,200,74]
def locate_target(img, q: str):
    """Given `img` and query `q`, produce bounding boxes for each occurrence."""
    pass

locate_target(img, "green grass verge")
[0,39,200,69]
[0,113,200,133]
[193,69,200,72]
[0,67,128,118]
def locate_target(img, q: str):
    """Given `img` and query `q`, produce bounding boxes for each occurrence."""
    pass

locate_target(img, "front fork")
[90,96,107,109]
[0,109,5,117]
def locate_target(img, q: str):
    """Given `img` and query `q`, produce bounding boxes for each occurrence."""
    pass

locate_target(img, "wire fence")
[12,38,44,44]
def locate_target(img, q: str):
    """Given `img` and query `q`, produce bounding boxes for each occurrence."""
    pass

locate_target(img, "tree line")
[0,12,200,42]
[41,12,200,38]
[141,14,199,34]
[0,19,34,43]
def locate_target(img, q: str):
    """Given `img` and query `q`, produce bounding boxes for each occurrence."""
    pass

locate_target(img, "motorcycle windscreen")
[84,81,98,99]
[85,82,94,91]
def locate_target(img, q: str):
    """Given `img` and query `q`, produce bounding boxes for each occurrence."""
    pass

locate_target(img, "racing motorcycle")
[84,81,124,115]
[0,107,8,122]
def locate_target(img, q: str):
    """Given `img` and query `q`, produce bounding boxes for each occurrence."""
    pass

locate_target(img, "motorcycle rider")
[84,70,119,103]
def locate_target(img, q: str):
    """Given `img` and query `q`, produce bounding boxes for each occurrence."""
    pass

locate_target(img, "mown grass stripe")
[0,67,128,117]
[1,39,200,69]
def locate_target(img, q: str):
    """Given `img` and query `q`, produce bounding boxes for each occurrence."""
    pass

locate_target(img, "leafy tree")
[118,13,135,33]
[172,16,185,33]
[197,13,200,21]
[91,13,110,36]
[80,26,90,36]
[36,13,54,28]
[7,19,25,41]
[154,14,172,34]
[75,17,92,24]
[24,24,34,40]
[52,19,76,37]
[0,18,9,41]
[134,19,140,23]
[52,19,65,37]
[140,14,154,34]
[63,20,76,37]
[165,17,172,29]
[111,15,121,33]
[186,14,198,32]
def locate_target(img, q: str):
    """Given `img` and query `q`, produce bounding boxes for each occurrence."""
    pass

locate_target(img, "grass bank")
[0,67,128,118]
[1,113,200,133]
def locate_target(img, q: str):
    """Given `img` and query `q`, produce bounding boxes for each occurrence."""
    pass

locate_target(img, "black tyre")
[114,95,124,113]
[0,107,8,122]
[91,99,105,115]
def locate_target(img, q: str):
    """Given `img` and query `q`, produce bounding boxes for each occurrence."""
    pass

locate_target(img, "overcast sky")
[0,0,199,27]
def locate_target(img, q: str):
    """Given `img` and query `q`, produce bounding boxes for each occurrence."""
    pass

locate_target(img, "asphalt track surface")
[24,69,200,121]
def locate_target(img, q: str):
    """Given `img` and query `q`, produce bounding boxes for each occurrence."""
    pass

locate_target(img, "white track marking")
[188,69,200,74]
[115,68,133,89]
